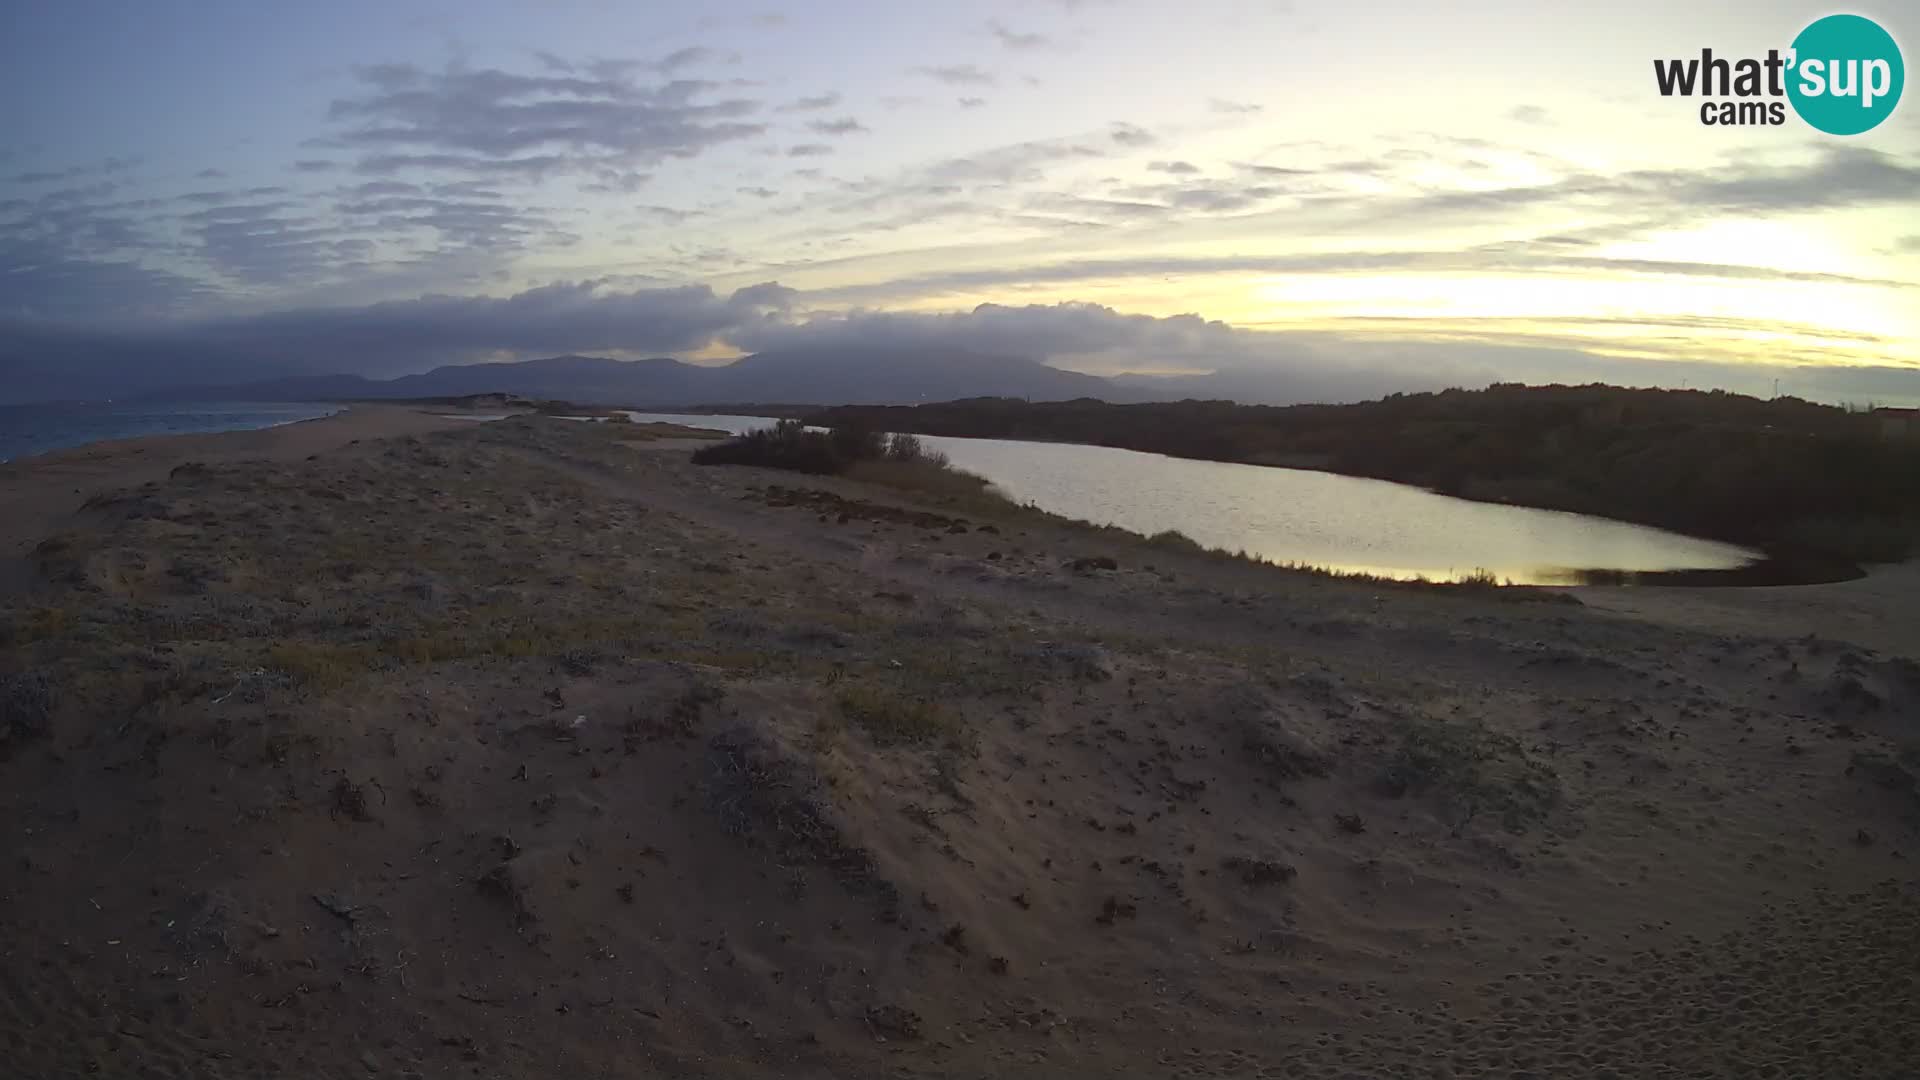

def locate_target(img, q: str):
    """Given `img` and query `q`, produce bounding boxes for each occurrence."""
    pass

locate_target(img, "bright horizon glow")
[1,0,1916,403]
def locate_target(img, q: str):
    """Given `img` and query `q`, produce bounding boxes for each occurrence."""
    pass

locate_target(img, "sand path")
[1569,561,1920,660]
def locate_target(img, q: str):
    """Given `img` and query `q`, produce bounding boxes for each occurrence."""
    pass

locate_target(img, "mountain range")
[142,348,1142,408]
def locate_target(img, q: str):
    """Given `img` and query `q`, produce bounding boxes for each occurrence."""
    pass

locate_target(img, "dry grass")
[843,459,997,502]
[833,683,964,747]
[263,641,376,690]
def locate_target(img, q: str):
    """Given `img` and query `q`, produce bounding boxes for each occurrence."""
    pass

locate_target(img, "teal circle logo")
[1787,14,1904,135]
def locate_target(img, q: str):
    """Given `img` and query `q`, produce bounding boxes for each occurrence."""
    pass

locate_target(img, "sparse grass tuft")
[264,641,376,690]
[1377,714,1560,832]
[14,607,74,644]
[835,683,963,747]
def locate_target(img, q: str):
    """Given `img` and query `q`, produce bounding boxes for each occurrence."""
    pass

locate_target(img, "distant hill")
[144,348,1131,407]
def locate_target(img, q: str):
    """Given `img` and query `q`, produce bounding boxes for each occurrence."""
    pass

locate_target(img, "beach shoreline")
[0,404,480,565]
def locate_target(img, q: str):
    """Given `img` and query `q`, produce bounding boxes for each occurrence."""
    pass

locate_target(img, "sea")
[0,401,341,463]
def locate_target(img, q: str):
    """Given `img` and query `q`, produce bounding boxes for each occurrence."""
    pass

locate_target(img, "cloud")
[1647,145,1920,213]
[1233,162,1312,177]
[809,248,1919,309]
[739,185,778,199]
[5,156,141,185]
[0,240,217,321]
[292,159,340,173]
[344,180,422,197]
[0,280,797,396]
[9,283,1917,407]
[195,168,227,179]
[351,153,575,179]
[1025,193,1171,220]
[988,21,1054,50]
[1111,176,1292,213]
[0,148,578,320]
[1109,123,1156,147]
[776,93,841,112]
[958,97,988,109]
[1208,98,1263,115]
[0,184,205,318]
[1508,104,1552,125]
[723,299,1920,404]
[807,117,869,136]
[727,281,799,310]
[317,60,766,181]
[728,300,1222,360]
[787,143,834,157]
[1148,160,1200,174]
[914,135,1108,186]
[193,216,376,286]
[655,46,719,72]
[1319,144,1920,236]
[914,64,996,87]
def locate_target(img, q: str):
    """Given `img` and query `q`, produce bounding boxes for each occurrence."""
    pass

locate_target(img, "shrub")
[692,419,846,474]
[883,432,950,467]
[1376,715,1560,832]
[830,423,886,463]
[696,420,980,496]
[1146,529,1205,553]
[885,432,924,461]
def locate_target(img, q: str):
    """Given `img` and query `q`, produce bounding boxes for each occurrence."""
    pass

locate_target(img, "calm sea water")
[626,413,1759,585]
[0,401,342,463]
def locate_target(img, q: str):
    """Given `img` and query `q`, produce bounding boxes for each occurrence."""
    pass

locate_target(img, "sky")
[2,0,1918,403]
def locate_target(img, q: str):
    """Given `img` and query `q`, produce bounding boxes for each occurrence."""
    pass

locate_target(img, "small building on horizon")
[1872,406,1920,439]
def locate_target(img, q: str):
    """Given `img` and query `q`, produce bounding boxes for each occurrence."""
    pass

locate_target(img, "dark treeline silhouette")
[808,384,1920,562]
[691,419,947,475]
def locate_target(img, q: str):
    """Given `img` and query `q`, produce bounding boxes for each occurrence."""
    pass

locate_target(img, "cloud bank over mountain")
[2,2,1916,404]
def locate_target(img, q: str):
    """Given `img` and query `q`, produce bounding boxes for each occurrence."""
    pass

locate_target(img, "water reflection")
[626,414,1766,585]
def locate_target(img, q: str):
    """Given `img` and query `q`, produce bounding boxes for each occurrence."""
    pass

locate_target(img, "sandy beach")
[0,405,486,568]
[1,414,1914,1078]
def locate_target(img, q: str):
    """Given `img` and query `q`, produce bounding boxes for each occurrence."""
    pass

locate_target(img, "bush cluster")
[693,420,949,475]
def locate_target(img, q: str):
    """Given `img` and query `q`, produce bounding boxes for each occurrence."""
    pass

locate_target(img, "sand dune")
[1,415,1914,1077]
